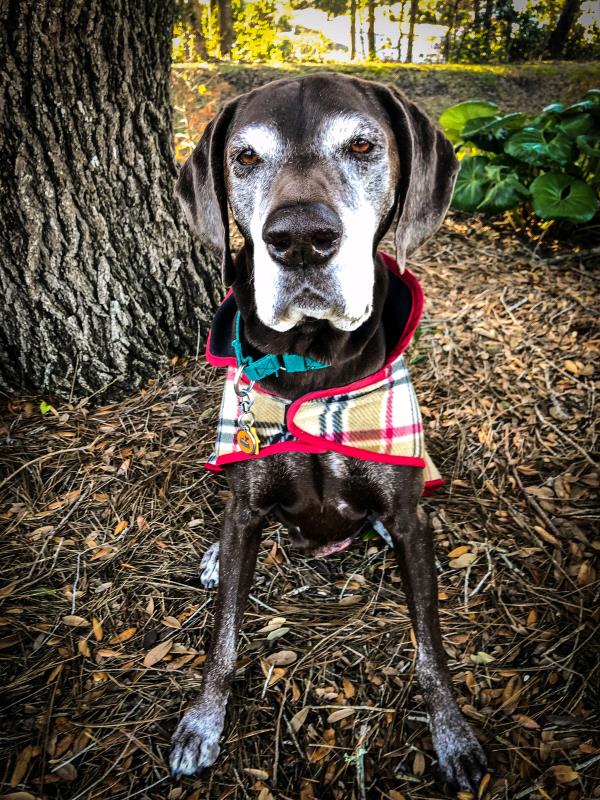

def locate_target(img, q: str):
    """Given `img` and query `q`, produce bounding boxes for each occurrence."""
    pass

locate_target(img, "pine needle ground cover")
[1,212,598,799]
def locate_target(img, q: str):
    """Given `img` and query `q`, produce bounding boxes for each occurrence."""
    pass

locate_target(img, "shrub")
[439,91,600,225]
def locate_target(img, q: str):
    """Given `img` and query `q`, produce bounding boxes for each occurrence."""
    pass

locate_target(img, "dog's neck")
[231,247,389,401]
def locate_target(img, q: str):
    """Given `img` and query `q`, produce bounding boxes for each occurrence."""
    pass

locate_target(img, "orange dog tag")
[237,427,260,455]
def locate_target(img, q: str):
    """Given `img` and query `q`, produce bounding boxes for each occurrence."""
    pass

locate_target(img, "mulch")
[1,213,598,800]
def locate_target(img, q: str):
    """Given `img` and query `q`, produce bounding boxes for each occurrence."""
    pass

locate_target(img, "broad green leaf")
[478,176,529,214]
[543,102,565,114]
[504,128,549,164]
[452,156,491,211]
[530,173,598,223]
[439,100,498,144]
[558,113,595,138]
[40,401,56,415]
[546,132,576,165]
[577,134,600,158]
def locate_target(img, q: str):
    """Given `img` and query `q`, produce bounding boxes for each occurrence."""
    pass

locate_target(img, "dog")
[170,73,487,793]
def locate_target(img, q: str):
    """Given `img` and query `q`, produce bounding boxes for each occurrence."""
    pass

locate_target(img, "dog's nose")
[262,203,342,268]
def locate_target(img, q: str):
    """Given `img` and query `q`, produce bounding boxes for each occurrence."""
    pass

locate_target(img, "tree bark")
[546,0,582,59]
[367,0,376,60]
[217,0,234,57]
[406,0,419,62]
[0,0,221,401]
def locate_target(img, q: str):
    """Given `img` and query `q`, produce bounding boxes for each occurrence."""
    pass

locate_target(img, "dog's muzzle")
[262,202,342,269]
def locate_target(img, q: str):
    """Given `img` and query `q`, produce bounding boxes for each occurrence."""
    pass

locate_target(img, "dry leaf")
[10,745,38,787]
[290,707,309,733]
[143,639,172,667]
[92,618,103,641]
[450,552,477,569]
[448,545,470,558]
[342,677,355,698]
[550,764,578,783]
[327,707,355,723]
[412,750,425,776]
[114,520,128,536]
[62,615,90,628]
[265,650,297,666]
[162,616,182,630]
[242,768,270,780]
[77,639,90,657]
[478,773,491,799]
[109,627,136,644]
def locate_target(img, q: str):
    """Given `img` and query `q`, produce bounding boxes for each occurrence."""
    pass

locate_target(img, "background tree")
[406,0,419,61]
[367,0,376,59]
[0,0,220,400]
[218,0,234,56]
[546,0,583,58]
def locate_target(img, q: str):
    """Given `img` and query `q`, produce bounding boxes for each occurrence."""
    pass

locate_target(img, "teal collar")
[231,312,328,382]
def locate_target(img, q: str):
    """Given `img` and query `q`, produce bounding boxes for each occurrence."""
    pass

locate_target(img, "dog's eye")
[237,148,261,166]
[349,138,374,155]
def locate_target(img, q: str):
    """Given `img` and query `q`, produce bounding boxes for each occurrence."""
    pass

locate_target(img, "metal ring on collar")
[233,364,255,397]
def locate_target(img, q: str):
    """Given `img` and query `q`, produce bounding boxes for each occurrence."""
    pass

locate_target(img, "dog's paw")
[199,542,219,588]
[170,707,223,776]
[431,713,487,793]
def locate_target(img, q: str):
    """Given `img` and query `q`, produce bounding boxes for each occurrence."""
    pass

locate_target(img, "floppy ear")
[175,99,238,286]
[374,84,459,273]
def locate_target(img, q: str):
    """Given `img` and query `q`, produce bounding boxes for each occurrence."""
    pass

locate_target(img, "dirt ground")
[1,64,599,800]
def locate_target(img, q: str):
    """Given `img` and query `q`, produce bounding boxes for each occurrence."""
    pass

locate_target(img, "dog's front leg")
[170,498,263,776]
[386,505,487,792]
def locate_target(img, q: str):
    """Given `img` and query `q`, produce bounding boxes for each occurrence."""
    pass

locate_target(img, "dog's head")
[177,74,458,334]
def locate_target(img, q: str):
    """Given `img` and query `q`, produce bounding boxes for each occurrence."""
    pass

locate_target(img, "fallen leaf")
[550,764,578,783]
[109,627,136,644]
[62,616,90,628]
[470,651,494,665]
[92,618,103,641]
[162,616,182,630]
[265,650,297,666]
[114,520,128,536]
[290,707,309,733]
[143,639,172,667]
[243,768,269,781]
[412,750,425,776]
[450,553,477,569]
[448,545,470,558]
[327,707,355,723]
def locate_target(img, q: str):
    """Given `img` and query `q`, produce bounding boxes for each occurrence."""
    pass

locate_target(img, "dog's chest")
[226,451,398,548]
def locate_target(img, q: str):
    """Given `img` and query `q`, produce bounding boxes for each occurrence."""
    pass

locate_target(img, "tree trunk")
[546,0,582,59]
[0,0,220,401]
[397,0,407,61]
[367,0,376,60]
[444,0,460,61]
[406,0,419,62]
[218,0,234,57]
[482,0,494,55]
[191,1,209,61]
[350,0,357,60]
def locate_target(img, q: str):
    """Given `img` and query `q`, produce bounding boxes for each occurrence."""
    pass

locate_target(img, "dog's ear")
[374,84,459,273]
[176,99,238,286]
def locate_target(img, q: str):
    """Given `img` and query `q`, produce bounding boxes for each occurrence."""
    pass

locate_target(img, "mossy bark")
[0,0,220,401]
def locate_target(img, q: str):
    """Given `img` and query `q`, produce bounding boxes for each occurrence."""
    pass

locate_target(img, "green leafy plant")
[439,91,600,225]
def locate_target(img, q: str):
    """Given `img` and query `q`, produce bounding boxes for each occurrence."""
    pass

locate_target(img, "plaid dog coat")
[205,252,442,493]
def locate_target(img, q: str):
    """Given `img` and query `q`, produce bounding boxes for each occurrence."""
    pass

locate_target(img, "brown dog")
[170,73,487,793]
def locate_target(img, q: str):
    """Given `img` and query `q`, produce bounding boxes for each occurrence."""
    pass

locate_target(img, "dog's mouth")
[267,285,371,333]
